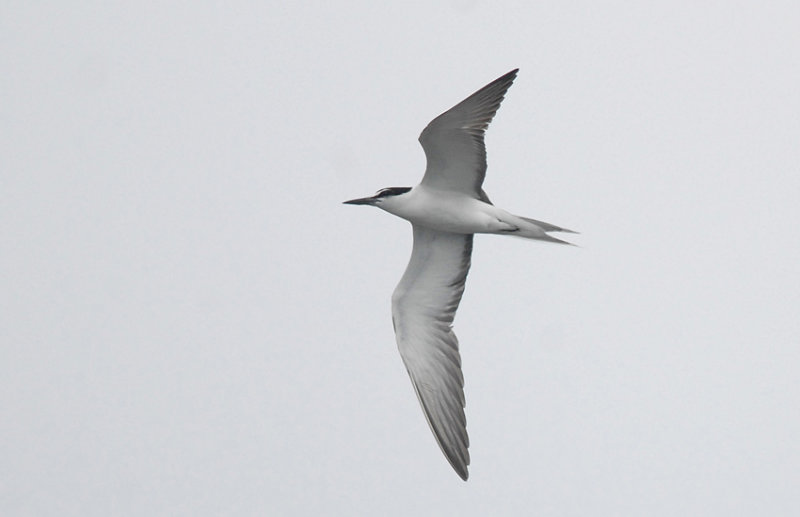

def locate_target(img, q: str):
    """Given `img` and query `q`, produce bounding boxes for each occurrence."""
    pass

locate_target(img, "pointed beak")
[342,196,376,206]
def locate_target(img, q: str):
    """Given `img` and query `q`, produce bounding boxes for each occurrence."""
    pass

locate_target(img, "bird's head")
[343,187,412,207]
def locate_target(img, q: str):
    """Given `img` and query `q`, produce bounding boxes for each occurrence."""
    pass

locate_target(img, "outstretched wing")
[418,69,518,198]
[391,225,474,480]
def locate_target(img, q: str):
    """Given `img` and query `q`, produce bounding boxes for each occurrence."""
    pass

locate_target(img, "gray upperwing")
[418,69,518,198]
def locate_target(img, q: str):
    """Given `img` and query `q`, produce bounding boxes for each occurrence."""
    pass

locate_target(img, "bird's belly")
[409,211,489,234]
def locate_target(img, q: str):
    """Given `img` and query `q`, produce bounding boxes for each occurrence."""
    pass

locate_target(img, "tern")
[344,69,575,480]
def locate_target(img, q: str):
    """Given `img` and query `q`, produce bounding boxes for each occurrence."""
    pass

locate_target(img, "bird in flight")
[344,69,575,480]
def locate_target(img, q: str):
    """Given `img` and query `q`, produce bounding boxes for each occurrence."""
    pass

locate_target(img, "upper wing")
[391,225,474,480]
[418,69,518,198]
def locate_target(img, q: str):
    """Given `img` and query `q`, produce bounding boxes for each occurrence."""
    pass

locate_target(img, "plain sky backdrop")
[3,1,799,515]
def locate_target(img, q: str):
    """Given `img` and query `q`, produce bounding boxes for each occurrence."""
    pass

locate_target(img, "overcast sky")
[3,1,799,515]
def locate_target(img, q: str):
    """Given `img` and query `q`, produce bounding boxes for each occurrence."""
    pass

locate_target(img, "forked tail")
[507,215,578,245]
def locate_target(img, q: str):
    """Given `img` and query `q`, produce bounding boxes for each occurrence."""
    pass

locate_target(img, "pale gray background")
[3,1,799,515]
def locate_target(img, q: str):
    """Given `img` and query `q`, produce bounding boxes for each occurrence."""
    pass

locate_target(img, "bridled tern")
[344,69,575,480]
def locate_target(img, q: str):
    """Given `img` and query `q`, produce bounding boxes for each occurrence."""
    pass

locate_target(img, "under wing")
[418,69,518,198]
[391,225,474,480]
